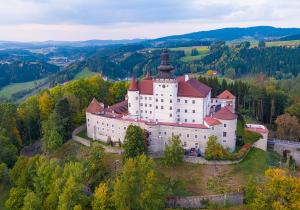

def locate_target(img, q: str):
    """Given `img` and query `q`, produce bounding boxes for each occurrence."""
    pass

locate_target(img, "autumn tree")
[205,135,228,160]
[92,182,111,210]
[108,81,129,105]
[0,129,18,167]
[163,135,185,166]
[275,113,300,140]
[123,125,148,160]
[38,90,55,121]
[22,191,42,210]
[113,155,165,210]
[249,168,300,210]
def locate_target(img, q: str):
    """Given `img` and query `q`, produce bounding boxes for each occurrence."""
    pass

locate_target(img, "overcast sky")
[0,0,299,41]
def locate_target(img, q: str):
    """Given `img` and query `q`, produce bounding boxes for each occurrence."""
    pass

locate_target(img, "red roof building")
[213,107,237,120]
[86,98,104,114]
[217,90,235,99]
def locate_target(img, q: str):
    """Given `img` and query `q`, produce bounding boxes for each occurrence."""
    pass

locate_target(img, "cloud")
[0,0,299,41]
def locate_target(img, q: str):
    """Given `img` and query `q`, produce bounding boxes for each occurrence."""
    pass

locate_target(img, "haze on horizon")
[0,0,299,42]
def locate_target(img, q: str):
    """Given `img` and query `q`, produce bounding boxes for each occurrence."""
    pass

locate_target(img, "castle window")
[145,104,147,107]
[187,134,189,137]
[192,110,195,113]
[211,99,213,103]
[204,135,206,139]
[145,97,147,100]
[164,132,167,135]
[183,142,187,147]
[223,132,227,137]
[141,110,143,113]
[170,99,172,103]
[129,103,131,107]
[140,96,143,99]
[224,124,227,127]
[161,99,164,102]
[162,84,166,88]
[177,99,180,102]
[170,113,172,117]
[177,118,180,122]
[223,140,226,143]
[156,106,158,109]
[195,143,198,148]
[136,97,138,100]
[177,109,180,112]
[192,119,195,122]
[140,103,143,106]
[150,111,152,114]
[185,119,187,122]
[88,119,90,122]
[170,106,172,110]
[192,100,195,104]
[185,100,188,103]
[145,111,147,113]
[149,97,152,100]
[156,99,158,102]
[124,127,126,130]
[185,109,187,113]
[195,135,198,139]
[161,106,164,109]
[149,104,152,107]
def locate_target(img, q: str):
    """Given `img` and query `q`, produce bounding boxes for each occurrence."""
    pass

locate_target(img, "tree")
[113,155,165,210]
[42,129,63,153]
[108,81,129,105]
[22,191,42,210]
[0,129,18,167]
[250,168,300,210]
[275,113,300,140]
[258,40,266,48]
[204,135,228,160]
[5,187,27,210]
[191,48,199,56]
[123,125,147,160]
[163,135,185,166]
[0,163,7,181]
[286,102,300,122]
[54,98,73,140]
[224,67,236,79]
[92,182,111,210]
[38,90,55,121]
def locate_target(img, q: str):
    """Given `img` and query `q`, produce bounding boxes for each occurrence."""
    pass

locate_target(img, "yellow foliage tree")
[92,182,111,210]
[38,90,55,121]
[250,168,300,210]
[207,70,214,76]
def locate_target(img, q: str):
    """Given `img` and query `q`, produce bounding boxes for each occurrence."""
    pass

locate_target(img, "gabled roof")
[177,78,211,98]
[204,117,222,126]
[217,90,235,99]
[213,107,237,120]
[105,100,128,115]
[86,98,104,114]
[128,77,138,91]
[128,76,211,98]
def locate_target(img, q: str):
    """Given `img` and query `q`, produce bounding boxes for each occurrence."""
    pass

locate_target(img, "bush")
[0,163,8,181]
[163,135,185,166]
[204,136,228,160]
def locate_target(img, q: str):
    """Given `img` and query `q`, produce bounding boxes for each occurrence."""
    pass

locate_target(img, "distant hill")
[279,33,300,41]
[154,26,300,42]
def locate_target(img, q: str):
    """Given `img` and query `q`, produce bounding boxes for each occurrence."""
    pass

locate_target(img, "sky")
[0,0,299,41]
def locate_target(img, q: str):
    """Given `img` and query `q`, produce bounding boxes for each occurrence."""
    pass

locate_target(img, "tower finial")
[157,48,174,78]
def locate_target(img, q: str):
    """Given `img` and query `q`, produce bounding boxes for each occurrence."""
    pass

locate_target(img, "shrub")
[204,136,228,160]
[163,135,185,166]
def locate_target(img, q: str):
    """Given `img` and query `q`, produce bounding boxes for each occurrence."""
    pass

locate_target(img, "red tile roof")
[217,90,235,99]
[128,77,138,91]
[246,127,268,134]
[138,79,153,95]
[106,100,128,115]
[204,117,222,126]
[144,71,152,80]
[177,78,211,98]
[86,98,104,114]
[213,107,237,120]
[133,76,211,98]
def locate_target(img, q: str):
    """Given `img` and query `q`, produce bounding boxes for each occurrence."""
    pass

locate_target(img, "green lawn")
[233,148,282,176]
[74,67,98,80]
[0,78,47,98]
[266,40,300,47]
[170,46,210,62]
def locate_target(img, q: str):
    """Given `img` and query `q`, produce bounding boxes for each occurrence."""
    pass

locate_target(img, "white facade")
[86,49,238,154]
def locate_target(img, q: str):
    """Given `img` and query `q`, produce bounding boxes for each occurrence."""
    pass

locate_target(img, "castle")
[86,49,237,154]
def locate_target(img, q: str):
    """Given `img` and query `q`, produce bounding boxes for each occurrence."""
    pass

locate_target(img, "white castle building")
[86,49,237,154]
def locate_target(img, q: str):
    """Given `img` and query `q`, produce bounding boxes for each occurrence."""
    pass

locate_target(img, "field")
[266,40,300,47]
[169,46,210,62]
[0,78,47,98]
[74,67,98,80]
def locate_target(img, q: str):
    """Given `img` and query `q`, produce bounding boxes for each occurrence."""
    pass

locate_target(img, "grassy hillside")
[74,67,98,80]
[0,78,47,98]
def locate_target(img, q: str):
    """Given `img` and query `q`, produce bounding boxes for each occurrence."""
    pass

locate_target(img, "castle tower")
[154,49,178,123]
[128,77,140,119]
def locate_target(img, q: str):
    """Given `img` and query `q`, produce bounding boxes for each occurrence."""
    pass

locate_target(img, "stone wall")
[72,124,91,147]
[166,193,244,209]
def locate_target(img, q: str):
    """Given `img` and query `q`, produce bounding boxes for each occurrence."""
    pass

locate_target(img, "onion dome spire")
[158,48,174,78]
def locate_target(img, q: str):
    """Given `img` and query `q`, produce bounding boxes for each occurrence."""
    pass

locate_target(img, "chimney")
[185,74,189,82]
